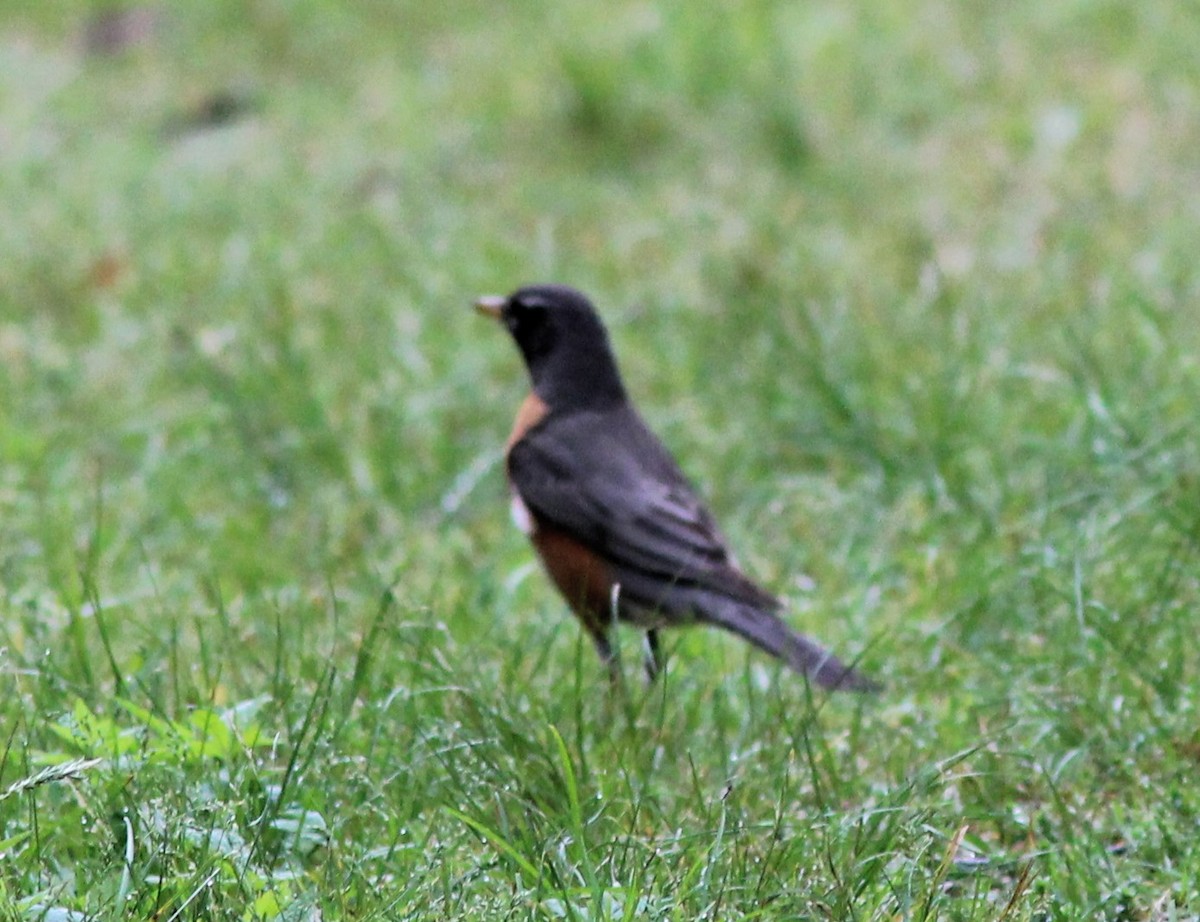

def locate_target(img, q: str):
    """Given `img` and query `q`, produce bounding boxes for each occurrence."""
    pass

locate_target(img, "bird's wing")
[506,407,778,609]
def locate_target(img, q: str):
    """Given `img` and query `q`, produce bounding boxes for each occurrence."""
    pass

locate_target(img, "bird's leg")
[592,632,621,687]
[643,629,663,684]
[601,581,626,688]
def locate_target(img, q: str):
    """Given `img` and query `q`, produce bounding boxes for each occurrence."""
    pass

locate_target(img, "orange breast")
[530,523,616,630]
[506,391,549,450]
[503,390,614,631]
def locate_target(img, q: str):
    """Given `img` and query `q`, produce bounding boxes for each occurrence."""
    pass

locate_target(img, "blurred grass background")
[2,1,1199,918]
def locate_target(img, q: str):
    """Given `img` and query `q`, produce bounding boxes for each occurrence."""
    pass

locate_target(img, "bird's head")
[475,284,627,408]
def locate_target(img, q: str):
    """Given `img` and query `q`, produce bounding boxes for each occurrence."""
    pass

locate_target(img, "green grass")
[3,0,1200,918]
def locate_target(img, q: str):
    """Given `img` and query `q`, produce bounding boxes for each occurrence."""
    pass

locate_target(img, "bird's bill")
[474,294,506,319]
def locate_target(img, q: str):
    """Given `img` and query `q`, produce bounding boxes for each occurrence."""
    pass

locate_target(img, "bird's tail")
[706,601,880,692]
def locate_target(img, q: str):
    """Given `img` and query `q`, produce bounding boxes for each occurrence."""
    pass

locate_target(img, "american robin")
[476,284,878,692]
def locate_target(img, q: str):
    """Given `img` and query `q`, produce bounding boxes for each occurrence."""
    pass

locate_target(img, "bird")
[475,283,878,692]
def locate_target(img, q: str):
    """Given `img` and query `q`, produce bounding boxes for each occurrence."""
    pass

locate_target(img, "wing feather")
[506,408,777,609]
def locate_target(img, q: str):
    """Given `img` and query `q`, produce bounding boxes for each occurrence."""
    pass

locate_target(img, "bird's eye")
[509,298,548,325]
[514,295,549,312]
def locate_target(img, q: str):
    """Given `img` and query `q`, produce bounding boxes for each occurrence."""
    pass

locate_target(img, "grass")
[2,0,1199,918]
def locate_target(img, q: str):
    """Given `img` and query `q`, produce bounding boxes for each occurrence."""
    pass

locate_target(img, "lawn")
[2,1,1199,918]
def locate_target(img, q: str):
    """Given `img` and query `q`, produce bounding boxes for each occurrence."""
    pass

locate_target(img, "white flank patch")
[509,491,536,535]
